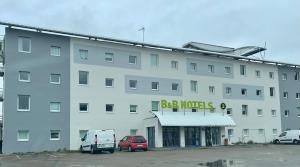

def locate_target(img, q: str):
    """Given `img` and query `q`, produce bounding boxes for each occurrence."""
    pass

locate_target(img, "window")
[242,105,248,116]
[17,130,29,141]
[190,63,197,71]
[228,129,234,137]
[257,109,263,116]
[192,108,197,112]
[242,129,249,136]
[150,54,159,66]
[18,37,31,53]
[208,65,214,73]
[241,88,247,96]
[105,53,114,63]
[256,89,262,96]
[271,110,276,117]
[79,49,88,60]
[79,103,88,112]
[105,78,114,87]
[295,71,300,80]
[225,67,231,74]
[130,105,137,113]
[240,65,246,76]
[172,108,178,112]
[209,86,215,94]
[270,87,275,97]
[269,72,274,79]
[171,61,178,69]
[272,129,278,136]
[106,104,114,112]
[19,71,30,82]
[297,107,300,117]
[130,129,138,135]
[50,130,60,140]
[79,130,88,139]
[282,73,287,80]
[18,95,30,111]
[50,102,61,112]
[255,70,261,78]
[227,108,232,115]
[284,110,289,117]
[225,87,232,95]
[190,80,197,92]
[79,71,88,85]
[172,83,179,91]
[151,101,159,111]
[129,80,137,89]
[50,46,60,56]
[152,82,159,91]
[283,91,288,99]
[129,55,137,64]
[50,74,61,84]
[297,93,300,99]
[258,129,264,135]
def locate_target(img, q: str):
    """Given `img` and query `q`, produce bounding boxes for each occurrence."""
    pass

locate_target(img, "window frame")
[105,52,114,63]
[257,109,263,117]
[225,66,231,75]
[271,110,276,117]
[208,65,214,73]
[50,46,61,57]
[79,49,88,60]
[105,78,114,88]
[106,104,114,113]
[172,83,179,91]
[227,108,232,116]
[225,87,232,95]
[241,88,247,96]
[151,101,159,111]
[129,105,137,113]
[242,105,248,116]
[17,130,29,142]
[78,71,89,85]
[18,37,31,53]
[190,80,198,93]
[209,86,215,94]
[171,60,178,69]
[50,73,61,84]
[240,65,246,76]
[151,82,159,91]
[284,110,289,117]
[128,55,137,64]
[79,103,88,113]
[283,91,288,99]
[190,63,197,71]
[255,70,261,78]
[150,54,159,67]
[269,72,274,79]
[18,71,31,82]
[129,80,137,89]
[282,73,287,80]
[50,102,61,113]
[17,95,30,112]
[296,93,300,99]
[50,130,61,141]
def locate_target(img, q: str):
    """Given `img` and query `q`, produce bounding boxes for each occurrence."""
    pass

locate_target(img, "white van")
[273,130,300,144]
[80,129,116,154]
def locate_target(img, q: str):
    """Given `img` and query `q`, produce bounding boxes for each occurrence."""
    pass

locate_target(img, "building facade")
[0,23,298,153]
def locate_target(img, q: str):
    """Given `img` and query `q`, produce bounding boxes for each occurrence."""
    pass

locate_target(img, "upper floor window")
[79,103,88,112]
[50,46,61,56]
[295,71,299,80]
[151,101,159,111]
[150,54,159,67]
[243,129,249,136]
[282,73,287,80]
[241,88,247,96]
[19,71,30,82]
[256,89,262,96]
[227,108,232,115]
[297,107,300,117]
[271,110,276,117]
[228,129,234,137]
[129,55,137,64]
[225,66,231,74]
[106,104,114,112]
[190,80,197,92]
[284,110,289,117]
[190,63,197,71]
[257,109,263,116]
[240,65,246,76]
[283,91,288,99]
[50,102,61,112]
[105,53,114,63]
[209,86,215,94]
[258,129,264,136]
[296,93,300,99]
[225,87,232,95]
[171,61,178,69]
[270,87,275,97]
[269,72,274,79]
[242,105,248,116]
[172,83,179,91]
[130,105,137,113]
[105,78,114,87]
[151,82,159,91]
[18,95,30,111]
[272,129,278,136]
[79,49,88,60]
[79,71,88,85]
[208,65,214,73]
[255,70,261,78]
[18,37,31,53]
[50,74,61,84]
[129,80,137,89]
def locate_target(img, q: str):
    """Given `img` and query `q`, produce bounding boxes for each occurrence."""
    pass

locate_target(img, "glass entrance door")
[184,127,201,147]
[205,127,221,146]
[162,127,180,147]
[147,127,155,148]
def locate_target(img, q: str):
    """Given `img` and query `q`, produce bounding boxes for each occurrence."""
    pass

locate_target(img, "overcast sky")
[0,0,299,63]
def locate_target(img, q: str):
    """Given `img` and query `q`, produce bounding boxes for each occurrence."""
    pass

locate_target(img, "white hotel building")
[0,22,291,153]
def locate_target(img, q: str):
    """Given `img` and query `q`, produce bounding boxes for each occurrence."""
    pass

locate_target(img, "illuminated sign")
[160,100,214,110]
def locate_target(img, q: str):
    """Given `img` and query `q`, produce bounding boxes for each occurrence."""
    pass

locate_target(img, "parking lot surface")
[0,144,299,167]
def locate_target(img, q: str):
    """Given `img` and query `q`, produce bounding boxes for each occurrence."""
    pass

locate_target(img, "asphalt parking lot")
[0,144,299,167]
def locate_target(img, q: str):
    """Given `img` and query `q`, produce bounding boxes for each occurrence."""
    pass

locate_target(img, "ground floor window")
[184,127,201,147]
[163,127,180,147]
[50,130,61,140]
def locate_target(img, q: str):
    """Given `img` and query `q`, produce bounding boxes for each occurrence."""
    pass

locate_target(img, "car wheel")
[118,145,122,151]
[90,145,96,154]
[128,146,134,152]
[80,146,84,153]
[293,139,298,144]
[143,148,148,151]
[109,149,115,154]
[273,140,279,144]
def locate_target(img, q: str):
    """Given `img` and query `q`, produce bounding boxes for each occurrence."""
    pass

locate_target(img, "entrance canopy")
[152,111,236,127]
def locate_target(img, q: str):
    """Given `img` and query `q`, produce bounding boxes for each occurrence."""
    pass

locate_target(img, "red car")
[118,135,148,152]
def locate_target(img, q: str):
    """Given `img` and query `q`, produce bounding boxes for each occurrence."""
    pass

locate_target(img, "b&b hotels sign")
[160,100,214,110]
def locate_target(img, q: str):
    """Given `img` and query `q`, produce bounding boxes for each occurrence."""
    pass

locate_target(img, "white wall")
[69,38,281,149]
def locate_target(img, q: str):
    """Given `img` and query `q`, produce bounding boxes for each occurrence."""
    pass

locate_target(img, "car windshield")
[133,136,146,143]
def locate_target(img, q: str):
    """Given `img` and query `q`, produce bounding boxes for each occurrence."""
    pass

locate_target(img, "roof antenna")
[138,26,145,43]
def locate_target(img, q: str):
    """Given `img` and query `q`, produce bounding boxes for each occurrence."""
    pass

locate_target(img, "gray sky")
[0,0,299,63]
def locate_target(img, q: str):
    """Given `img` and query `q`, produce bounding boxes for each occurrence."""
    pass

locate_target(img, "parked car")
[118,135,148,152]
[273,130,300,144]
[80,129,116,154]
